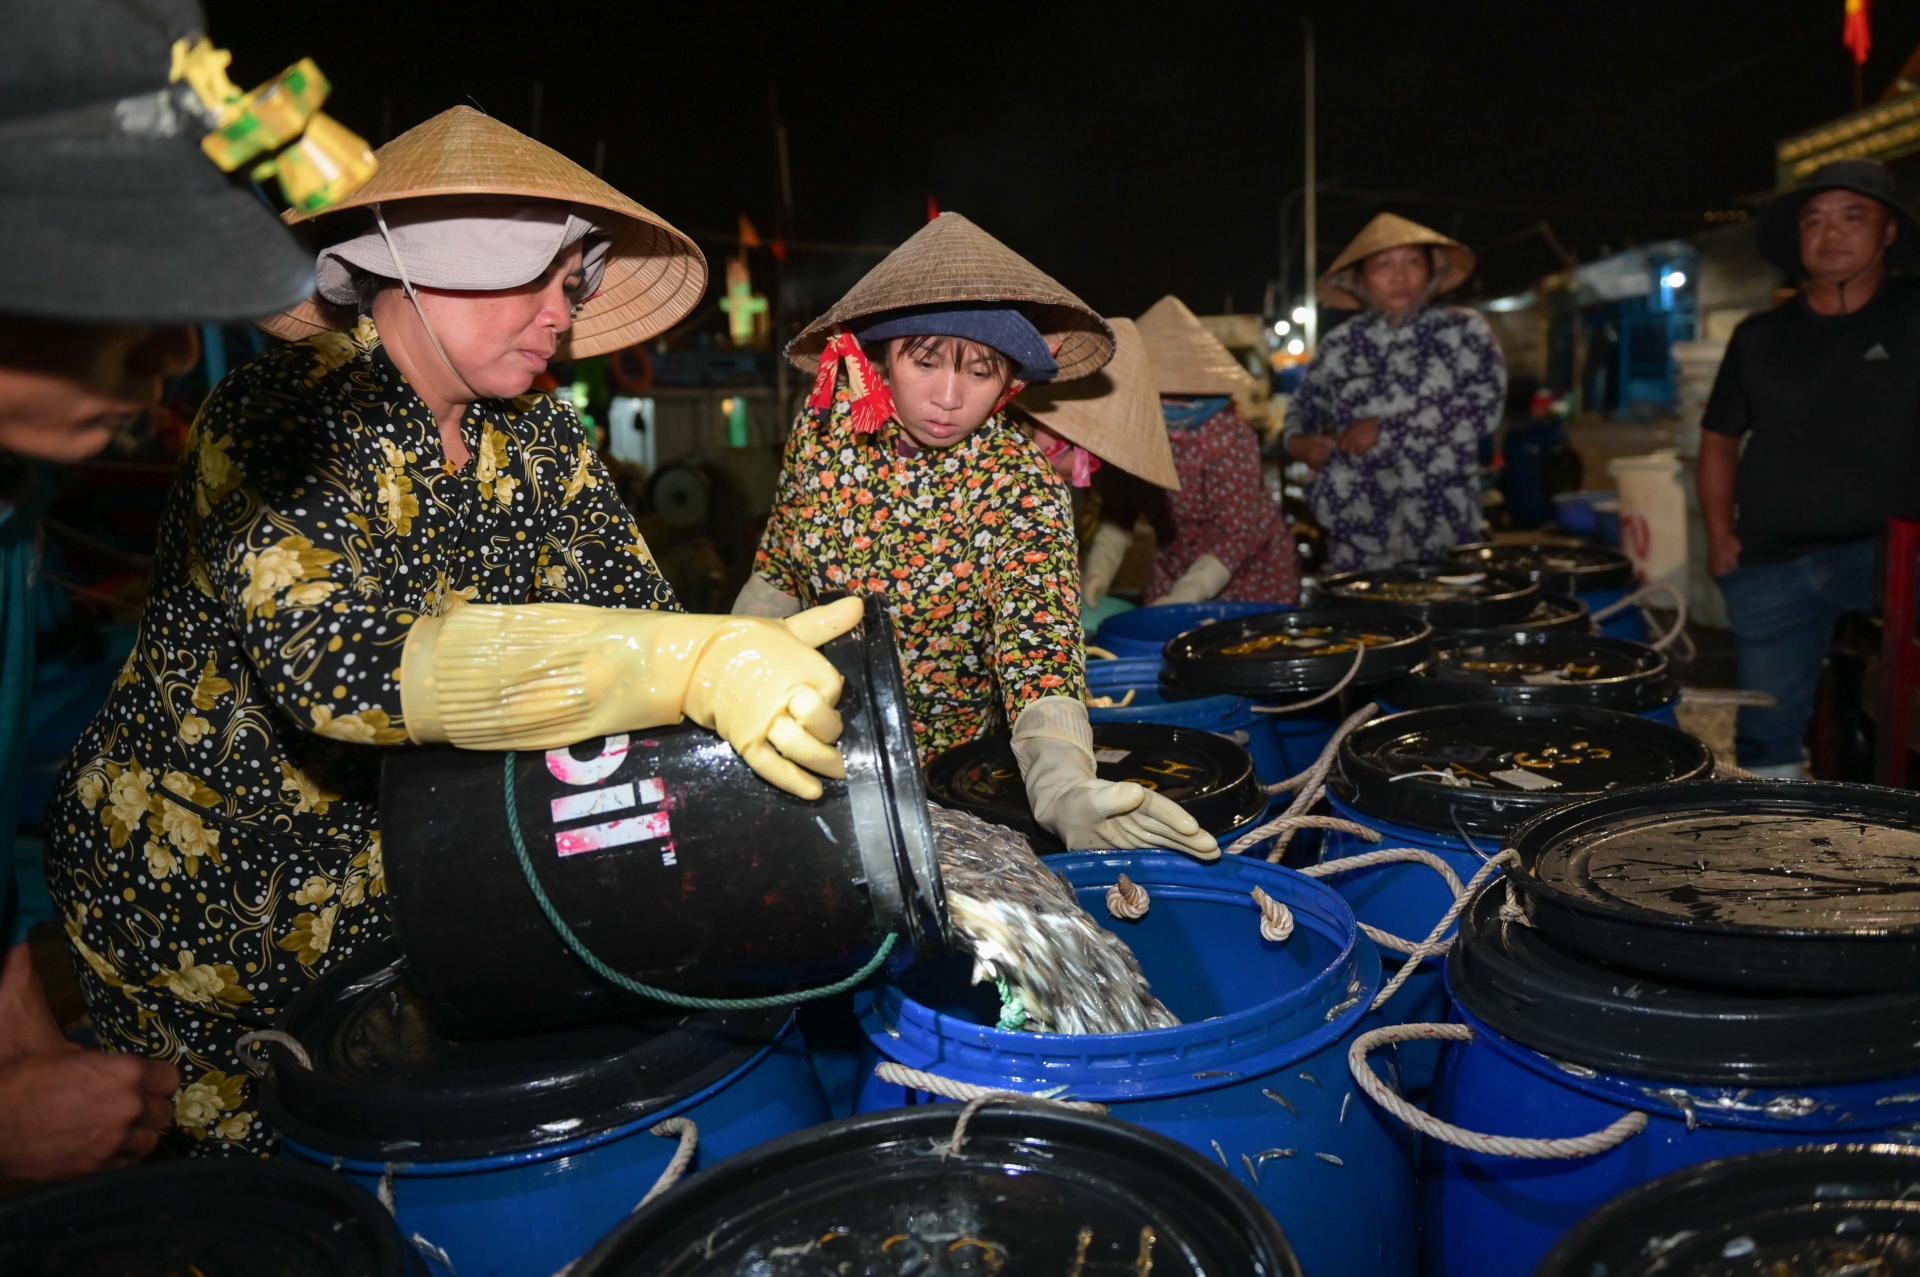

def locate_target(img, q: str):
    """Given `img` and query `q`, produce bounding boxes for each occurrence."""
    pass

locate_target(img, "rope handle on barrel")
[1589,581,1691,654]
[636,1118,698,1209]
[234,1029,311,1075]
[1249,643,1368,715]
[873,1061,1107,1155]
[1227,702,1381,860]
[1349,1023,1648,1159]
[502,753,898,1009]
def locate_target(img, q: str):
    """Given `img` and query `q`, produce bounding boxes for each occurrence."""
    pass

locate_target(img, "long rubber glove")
[1080,522,1134,607]
[1152,553,1231,606]
[401,597,865,799]
[1011,696,1219,860]
[732,572,803,619]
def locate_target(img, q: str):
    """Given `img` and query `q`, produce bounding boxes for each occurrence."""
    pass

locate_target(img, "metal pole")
[772,89,795,424]
[1302,16,1318,353]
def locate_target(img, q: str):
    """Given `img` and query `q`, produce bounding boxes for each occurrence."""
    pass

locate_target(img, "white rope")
[1349,1023,1648,1158]
[1590,581,1690,653]
[1250,644,1368,714]
[1679,686,1776,708]
[873,1062,1108,1156]
[1106,873,1150,920]
[1369,851,1518,1011]
[1226,702,1381,859]
[1251,886,1294,941]
[1084,645,1120,660]
[1299,846,1467,899]
[234,1029,311,1076]
[1714,759,1761,779]
[636,1118,698,1209]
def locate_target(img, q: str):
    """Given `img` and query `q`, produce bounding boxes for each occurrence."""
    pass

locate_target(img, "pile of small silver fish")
[930,805,1179,1035]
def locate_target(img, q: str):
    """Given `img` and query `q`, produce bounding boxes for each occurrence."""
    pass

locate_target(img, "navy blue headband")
[850,303,1059,382]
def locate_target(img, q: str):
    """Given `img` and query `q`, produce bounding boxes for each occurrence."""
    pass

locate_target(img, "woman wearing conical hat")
[45,107,866,1153]
[1012,318,1180,608]
[1134,296,1301,607]
[1281,213,1507,571]
[743,214,1216,859]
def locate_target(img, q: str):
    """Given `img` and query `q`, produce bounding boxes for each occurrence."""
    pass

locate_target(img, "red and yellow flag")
[1845,0,1872,67]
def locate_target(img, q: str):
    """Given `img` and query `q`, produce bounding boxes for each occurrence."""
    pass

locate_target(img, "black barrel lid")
[259,939,789,1162]
[924,722,1267,852]
[1537,1145,1920,1277]
[1331,704,1713,837]
[1161,605,1432,697]
[1449,881,1920,1085]
[1509,780,1920,994]
[1320,564,1541,629]
[1445,540,1636,594]
[571,1106,1303,1277]
[1490,592,1592,635]
[0,1157,415,1276]
[1382,629,1678,714]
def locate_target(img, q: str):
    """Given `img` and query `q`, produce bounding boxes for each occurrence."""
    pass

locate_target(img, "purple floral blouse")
[1283,304,1506,572]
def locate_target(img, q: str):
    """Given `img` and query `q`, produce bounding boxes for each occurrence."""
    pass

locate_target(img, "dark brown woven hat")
[787,212,1114,381]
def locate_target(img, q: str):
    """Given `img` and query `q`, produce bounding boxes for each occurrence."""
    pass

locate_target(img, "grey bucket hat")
[1757,159,1920,277]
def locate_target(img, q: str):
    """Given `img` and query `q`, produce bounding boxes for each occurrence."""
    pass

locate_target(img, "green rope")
[503,753,899,1009]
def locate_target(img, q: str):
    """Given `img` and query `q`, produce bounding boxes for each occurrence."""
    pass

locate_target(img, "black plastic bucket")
[1161,605,1432,698]
[262,939,830,1275]
[1492,593,1591,634]
[1381,630,1680,718]
[923,721,1268,852]
[1443,540,1634,595]
[1320,565,1541,630]
[380,595,950,1037]
[568,1105,1304,1277]
[1535,1144,1920,1277]
[0,1158,416,1276]
[1507,779,1920,994]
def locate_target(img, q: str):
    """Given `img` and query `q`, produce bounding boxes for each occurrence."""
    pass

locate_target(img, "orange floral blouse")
[755,396,1086,758]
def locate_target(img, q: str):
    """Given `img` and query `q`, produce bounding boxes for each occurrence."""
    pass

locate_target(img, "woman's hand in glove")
[401,597,867,799]
[1010,696,1219,860]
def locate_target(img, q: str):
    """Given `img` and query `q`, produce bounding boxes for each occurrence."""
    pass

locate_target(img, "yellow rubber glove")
[401,597,866,799]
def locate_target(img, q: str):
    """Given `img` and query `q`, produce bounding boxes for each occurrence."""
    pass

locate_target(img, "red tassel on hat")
[807,328,896,434]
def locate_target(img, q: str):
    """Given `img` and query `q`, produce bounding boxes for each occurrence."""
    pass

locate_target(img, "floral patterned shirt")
[46,317,673,1152]
[1149,405,1301,604]
[755,398,1085,759]
[1282,304,1506,572]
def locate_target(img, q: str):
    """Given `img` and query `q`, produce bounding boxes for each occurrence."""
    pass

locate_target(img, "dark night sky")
[207,1,1920,326]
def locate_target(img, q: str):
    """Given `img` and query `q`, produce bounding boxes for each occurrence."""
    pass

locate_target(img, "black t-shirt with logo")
[1702,278,1920,564]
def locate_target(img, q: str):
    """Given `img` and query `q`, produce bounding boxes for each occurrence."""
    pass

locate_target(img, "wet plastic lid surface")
[1383,629,1677,712]
[1320,565,1541,628]
[1447,884,1920,1085]
[1536,1145,1920,1277]
[1445,541,1635,594]
[924,722,1267,848]
[571,1106,1303,1277]
[1493,593,1592,634]
[1332,704,1712,836]
[0,1158,414,1276]
[1161,606,1431,697]
[261,940,787,1162]
[1508,781,1920,992]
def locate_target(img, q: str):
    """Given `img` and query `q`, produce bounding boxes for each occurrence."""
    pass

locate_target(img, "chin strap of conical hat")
[373,202,484,405]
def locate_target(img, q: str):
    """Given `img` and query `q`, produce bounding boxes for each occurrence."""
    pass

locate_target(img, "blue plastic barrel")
[1579,585,1651,642]
[1086,657,1288,786]
[856,851,1417,1277]
[1411,886,1920,1277]
[1093,600,1292,659]
[265,943,833,1277]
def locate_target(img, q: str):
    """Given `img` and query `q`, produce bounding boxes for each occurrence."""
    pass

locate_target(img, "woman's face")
[0,321,198,461]
[882,336,1012,450]
[412,243,587,399]
[1361,245,1433,319]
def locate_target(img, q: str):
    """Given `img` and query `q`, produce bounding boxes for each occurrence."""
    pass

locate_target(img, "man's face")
[1798,189,1897,287]
[0,322,198,462]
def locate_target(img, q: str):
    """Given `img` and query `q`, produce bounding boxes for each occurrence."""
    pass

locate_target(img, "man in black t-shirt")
[1699,159,1920,776]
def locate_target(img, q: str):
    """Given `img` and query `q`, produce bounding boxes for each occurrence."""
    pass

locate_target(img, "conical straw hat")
[1015,319,1179,489]
[788,212,1114,381]
[1316,212,1474,311]
[1135,295,1258,397]
[256,107,706,358]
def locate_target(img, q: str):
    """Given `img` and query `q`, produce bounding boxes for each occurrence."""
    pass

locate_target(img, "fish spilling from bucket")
[930,806,1179,1035]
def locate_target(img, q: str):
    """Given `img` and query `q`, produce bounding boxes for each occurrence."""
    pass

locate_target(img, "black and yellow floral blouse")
[46,317,674,1152]
[755,394,1086,759]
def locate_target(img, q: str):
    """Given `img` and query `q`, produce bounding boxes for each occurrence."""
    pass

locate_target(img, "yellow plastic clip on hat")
[168,37,376,214]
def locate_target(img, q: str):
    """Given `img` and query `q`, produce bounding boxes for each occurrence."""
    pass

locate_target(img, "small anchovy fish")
[1257,1149,1297,1166]
[1192,1071,1238,1079]
[1263,1089,1300,1117]
[1324,995,1361,1022]
[1297,1072,1320,1087]
[1340,1092,1351,1124]
[1211,1139,1231,1169]
[1315,1153,1345,1166]
[932,807,1180,1036]
[1240,1153,1260,1187]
